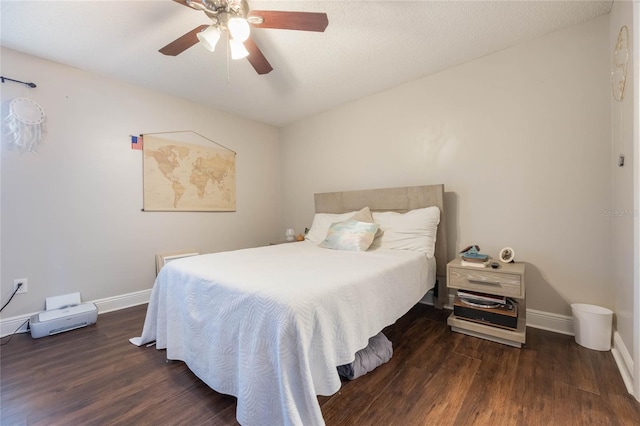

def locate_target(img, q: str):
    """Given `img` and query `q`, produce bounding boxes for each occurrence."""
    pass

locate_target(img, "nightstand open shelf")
[447,313,526,347]
[446,257,526,347]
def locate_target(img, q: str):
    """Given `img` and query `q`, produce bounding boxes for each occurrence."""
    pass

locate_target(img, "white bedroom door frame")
[634,0,640,402]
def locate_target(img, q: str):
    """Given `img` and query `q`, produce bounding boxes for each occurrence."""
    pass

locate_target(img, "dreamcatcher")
[4,97,46,153]
[611,26,629,102]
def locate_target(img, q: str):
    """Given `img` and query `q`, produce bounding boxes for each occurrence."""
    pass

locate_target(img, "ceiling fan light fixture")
[197,25,221,52]
[161,0,329,75]
[229,38,249,59]
[227,17,250,42]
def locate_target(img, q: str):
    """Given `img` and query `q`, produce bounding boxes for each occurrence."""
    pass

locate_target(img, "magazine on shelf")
[457,290,506,304]
[460,259,489,268]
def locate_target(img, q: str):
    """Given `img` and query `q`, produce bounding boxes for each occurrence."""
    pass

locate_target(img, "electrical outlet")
[13,278,28,294]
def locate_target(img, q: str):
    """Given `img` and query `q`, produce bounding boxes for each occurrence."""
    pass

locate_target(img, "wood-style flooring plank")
[509,345,557,425]
[453,341,522,425]
[553,380,619,425]
[400,352,481,425]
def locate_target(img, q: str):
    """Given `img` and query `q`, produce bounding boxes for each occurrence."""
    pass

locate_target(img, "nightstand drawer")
[448,267,523,298]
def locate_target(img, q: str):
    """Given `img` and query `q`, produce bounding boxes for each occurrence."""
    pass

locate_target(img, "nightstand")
[446,258,526,347]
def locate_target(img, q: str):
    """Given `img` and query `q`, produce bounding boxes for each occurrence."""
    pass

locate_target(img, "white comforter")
[132,241,434,425]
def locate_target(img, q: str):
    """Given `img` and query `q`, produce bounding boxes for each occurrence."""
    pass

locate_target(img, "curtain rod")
[1,76,37,88]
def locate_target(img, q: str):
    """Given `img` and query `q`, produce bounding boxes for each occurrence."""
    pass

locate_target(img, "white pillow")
[370,206,440,257]
[305,211,357,244]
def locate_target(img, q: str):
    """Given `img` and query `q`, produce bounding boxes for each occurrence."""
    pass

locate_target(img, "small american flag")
[131,135,143,150]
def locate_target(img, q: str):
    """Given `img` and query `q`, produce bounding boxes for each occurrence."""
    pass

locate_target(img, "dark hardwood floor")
[2,303,639,425]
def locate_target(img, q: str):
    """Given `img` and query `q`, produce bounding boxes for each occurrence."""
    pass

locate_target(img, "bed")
[132,184,448,426]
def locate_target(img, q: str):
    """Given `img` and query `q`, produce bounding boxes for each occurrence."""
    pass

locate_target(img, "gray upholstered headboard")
[314,184,448,308]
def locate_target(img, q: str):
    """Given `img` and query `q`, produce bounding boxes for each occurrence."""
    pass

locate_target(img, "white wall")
[280,16,611,317]
[0,48,281,319]
[609,0,636,394]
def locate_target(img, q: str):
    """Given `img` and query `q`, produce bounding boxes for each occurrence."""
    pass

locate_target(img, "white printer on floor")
[30,292,98,338]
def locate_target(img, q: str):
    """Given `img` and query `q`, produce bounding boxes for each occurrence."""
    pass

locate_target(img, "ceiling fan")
[160,0,329,75]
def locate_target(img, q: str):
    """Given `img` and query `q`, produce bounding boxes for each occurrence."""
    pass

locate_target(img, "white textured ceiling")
[1,1,612,127]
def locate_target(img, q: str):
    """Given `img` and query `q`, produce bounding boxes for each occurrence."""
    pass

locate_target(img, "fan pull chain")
[226,32,231,83]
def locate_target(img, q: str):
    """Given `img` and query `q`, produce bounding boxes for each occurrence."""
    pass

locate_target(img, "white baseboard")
[611,331,635,395]
[0,289,151,338]
[6,291,574,337]
[0,315,31,338]
[418,290,435,306]
[91,289,151,314]
[525,308,575,335]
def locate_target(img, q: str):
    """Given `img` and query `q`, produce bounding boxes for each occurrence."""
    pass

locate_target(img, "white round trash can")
[571,303,613,351]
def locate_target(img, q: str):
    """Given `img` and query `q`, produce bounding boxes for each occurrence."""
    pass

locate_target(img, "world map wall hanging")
[141,131,236,212]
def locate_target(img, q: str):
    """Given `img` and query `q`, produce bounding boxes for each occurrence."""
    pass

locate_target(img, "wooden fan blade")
[159,25,208,56]
[244,37,273,75]
[248,11,328,32]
